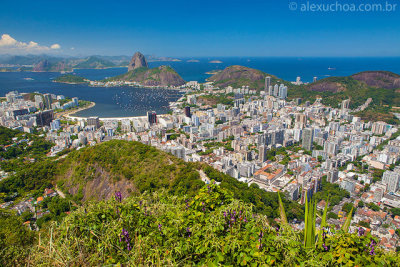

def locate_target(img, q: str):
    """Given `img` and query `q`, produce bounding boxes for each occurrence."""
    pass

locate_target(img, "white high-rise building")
[273,84,279,97]
[278,84,287,99]
[382,169,400,193]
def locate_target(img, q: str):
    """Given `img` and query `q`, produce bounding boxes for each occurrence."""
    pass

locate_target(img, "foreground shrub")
[29,183,399,266]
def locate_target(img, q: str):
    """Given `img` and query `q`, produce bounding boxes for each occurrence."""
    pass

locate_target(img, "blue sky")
[0,0,399,57]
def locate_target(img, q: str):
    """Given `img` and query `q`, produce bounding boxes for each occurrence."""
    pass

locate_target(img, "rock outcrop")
[128,52,148,71]
[351,71,400,89]
[107,52,185,87]
[33,60,71,72]
[108,65,185,87]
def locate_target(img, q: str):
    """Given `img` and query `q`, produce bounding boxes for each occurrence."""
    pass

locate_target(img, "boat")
[328,67,336,70]
[23,77,34,80]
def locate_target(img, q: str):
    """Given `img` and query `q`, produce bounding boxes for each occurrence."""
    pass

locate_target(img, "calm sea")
[1,57,400,117]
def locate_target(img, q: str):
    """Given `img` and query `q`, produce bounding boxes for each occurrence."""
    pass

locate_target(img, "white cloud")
[50,44,61,49]
[0,34,61,54]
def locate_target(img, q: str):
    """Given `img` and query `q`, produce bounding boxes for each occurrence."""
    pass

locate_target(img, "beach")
[59,101,96,119]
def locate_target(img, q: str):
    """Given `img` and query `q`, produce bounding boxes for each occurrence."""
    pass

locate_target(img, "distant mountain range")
[73,56,115,69]
[0,54,182,72]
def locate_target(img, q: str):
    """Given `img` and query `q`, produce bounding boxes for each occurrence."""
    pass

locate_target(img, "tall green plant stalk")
[341,207,354,233]
[304,193,316,249]
[278,192,288,225]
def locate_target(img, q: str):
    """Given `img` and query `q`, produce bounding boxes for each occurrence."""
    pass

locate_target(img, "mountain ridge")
[73,56,115,69]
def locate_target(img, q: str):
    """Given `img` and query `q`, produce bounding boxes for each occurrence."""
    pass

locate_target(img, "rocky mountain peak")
[128,51,148,71]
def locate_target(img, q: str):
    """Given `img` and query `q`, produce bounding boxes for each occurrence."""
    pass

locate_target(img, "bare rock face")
[33,60,51,72]
[128,52,148,71]
[352,71,400,89]
[33,60,70,72]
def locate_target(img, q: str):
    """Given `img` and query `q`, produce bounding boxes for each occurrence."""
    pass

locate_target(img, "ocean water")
[1,57,400,117]
[152,57,400,83]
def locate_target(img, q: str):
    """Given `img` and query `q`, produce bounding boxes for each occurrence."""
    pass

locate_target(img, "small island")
[209,60,223,64]
[205,69,222,75]
[54,74,89,84]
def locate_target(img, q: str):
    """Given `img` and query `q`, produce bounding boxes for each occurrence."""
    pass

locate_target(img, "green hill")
[208,65,287,90]
[292,71,400,108]
[73,56,115,69]
[106,65,186,87]
[55,141,302,219]
[54,74,88,84]
[0,140,302,219]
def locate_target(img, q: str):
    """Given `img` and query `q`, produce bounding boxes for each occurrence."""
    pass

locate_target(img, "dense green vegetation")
[0,160,55,198]
[0,140,303,221]
[353,105,400,125]
[0,209,36,266]
[16,184,399,266]
[0,126,53,172]
[0,126,22,145]
[54,74,88,84]
[287,72,400,121]
[313,176,350,207]
[198,93,234,107]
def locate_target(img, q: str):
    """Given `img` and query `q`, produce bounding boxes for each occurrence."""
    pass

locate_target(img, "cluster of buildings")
[0,91,79,132]
[3,74,400,249]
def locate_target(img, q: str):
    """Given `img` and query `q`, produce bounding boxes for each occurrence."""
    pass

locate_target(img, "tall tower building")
[184,106,191,118]
[382,169,400,193]
[265,76,271,93]
[341,99,350,111]
[43,93,52,110]
[302,128,314,151]
[268,86,273,96]
[273,84,279,97]
[147,111,157,125]
[87,116,100,129]
[295,113,307,129]
[259,145,267,163]
[278,84,288,99]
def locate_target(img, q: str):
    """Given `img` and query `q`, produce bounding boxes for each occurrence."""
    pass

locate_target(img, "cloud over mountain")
[0,34,61,54]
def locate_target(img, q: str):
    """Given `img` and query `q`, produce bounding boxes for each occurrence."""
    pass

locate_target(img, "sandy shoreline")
[58,101,96,119]
[66,114,173,122]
